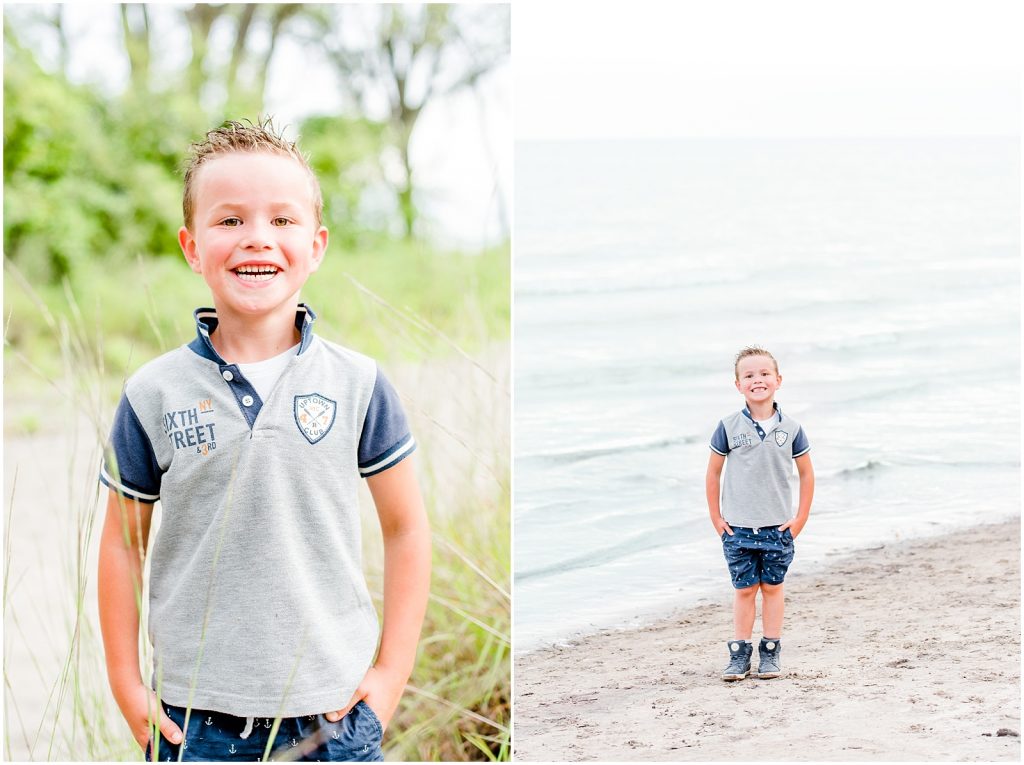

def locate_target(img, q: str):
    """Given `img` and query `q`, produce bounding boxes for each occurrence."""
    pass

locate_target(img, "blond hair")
[182,117,323,230]
[734,346,779,379]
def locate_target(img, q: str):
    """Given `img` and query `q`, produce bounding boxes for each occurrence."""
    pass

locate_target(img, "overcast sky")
[514,0,1021,139]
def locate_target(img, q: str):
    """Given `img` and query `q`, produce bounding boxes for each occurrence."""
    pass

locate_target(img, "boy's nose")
[241,228,274,249]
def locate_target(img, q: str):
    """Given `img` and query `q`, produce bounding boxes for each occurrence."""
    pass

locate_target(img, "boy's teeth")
[235,265,278,273]
[234,265,278,282]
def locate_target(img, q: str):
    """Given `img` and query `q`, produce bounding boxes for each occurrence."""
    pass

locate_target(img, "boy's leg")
[760,581,784,637]
[722,528,760,638]
[756,586,784,680]
[756,527,792,679]
[722,529,759,680]
[733,583,759,639]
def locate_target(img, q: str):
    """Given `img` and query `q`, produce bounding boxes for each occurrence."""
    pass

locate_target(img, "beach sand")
[514,519,1021,762]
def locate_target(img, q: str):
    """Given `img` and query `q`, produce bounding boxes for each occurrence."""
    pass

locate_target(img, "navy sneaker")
[723,640,753,681]
[757,637,782,678]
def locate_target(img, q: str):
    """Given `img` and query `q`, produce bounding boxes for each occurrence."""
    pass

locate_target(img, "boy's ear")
[309,226,329,272]
[178,227,202,274]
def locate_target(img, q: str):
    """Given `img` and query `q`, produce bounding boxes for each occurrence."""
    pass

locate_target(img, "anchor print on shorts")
[294,393,337,444]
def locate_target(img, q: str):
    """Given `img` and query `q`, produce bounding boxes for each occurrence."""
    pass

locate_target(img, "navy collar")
[741,402,781,422]
[187,304,317,364]
[742,402,781,442]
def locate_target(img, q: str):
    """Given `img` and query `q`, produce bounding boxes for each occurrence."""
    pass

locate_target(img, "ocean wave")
[517,361,720,391]
[516,275,743,299]
[516,523,679,582]
[830,459,889,478]
[900,456,1021,470]
[796,316,1013,358]
[517,435,698,467]
[828,383,922,405]
[825,457,1019,479]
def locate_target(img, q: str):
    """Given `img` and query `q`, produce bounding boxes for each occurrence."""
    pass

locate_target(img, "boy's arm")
[780,452,815,539]
[326,456,430,730]
[97,489,182,748]
[706,451,733,536]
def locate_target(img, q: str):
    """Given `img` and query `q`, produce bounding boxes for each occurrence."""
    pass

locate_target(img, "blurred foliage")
[300,114,389,250]
[2,0,511,390]
[3,25,188,283]
[2,18,389,283]
[3,3,510,393]
[3,4,509,762]
[3,4,509,282]
[4,237,509,400]
[305,4,510,238]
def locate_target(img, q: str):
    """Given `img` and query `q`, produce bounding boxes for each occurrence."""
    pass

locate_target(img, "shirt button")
[222,370,234,381]
[242,395,254,406]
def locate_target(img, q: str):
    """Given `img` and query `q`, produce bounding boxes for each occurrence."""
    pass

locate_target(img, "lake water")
[513,137,1020,652]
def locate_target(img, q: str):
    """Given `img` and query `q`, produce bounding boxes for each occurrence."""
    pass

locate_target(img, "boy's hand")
[779,518,806,539]
[713,517,734,537]
[324,665,406,732]
[115,682,182,749]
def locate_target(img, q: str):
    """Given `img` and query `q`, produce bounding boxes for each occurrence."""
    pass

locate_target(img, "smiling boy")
[705,347,814,681]
[97,120,430,761]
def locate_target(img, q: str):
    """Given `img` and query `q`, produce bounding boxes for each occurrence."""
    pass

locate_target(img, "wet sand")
[514,518,1021,761]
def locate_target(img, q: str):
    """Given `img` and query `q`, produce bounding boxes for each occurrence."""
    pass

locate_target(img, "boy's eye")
[221,217,242,227]
[272,217,291,226]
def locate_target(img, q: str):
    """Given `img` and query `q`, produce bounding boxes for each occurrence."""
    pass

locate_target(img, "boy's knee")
[760,582,783,594]
[736,583,760,598]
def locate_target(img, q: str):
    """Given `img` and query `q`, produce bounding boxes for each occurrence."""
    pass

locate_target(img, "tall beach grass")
[2,242,510,761]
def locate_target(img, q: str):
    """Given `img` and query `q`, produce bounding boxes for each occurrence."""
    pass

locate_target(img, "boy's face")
[734,355,782,405]
[178,151,328,320]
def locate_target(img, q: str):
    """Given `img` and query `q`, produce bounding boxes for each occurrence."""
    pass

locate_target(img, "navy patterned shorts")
[722,525,795,589]
[145,700,384,762]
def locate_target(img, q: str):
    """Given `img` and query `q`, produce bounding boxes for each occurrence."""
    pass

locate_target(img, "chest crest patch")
[775,430,789,447]
[294,393,337,444]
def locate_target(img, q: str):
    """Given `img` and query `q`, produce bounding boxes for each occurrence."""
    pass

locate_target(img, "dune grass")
[3,238,509,405]
[2,242,510,761]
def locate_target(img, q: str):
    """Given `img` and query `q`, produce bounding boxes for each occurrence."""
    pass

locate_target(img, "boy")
[97,119,430,762]
[705,346,814,681]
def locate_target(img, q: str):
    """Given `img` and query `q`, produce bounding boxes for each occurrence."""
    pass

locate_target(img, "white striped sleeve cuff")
[99,465,160,503]
[359,435,417,477]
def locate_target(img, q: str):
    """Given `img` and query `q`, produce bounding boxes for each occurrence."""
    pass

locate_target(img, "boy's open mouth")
[232,264,279,282]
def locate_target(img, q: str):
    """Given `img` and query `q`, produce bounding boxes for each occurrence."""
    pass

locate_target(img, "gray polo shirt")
[710,404,810,528]
[100,305,416,717]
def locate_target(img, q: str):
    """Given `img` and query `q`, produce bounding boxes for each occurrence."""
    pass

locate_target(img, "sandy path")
[514,519,1020,762]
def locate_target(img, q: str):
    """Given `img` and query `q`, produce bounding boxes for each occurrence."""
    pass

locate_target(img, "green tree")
[309,4,509,239]
[3,23,181,282]
[298,114,388,247]
[176,3,302,117]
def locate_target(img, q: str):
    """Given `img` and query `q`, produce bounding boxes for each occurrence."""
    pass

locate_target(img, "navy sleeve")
[792,426,810,458]
[358,367,416,477]
[709,421,729,456]
[99,393,162,503]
